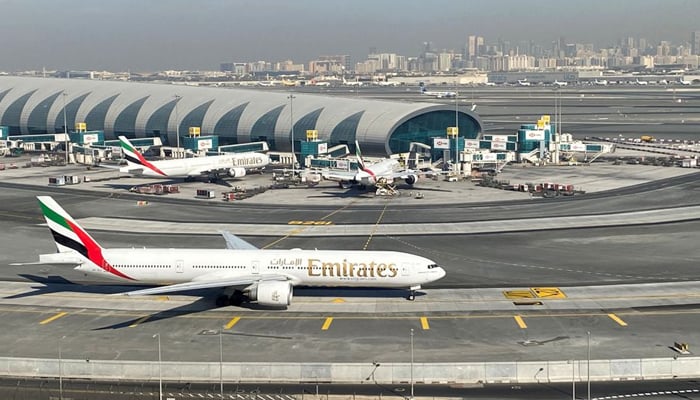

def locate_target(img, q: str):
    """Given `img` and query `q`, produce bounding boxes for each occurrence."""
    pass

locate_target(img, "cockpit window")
[427,264,439,269]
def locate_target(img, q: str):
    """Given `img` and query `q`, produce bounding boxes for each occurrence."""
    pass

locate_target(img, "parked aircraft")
[553,80,568,87]
[679,78,692,86]
[342,78,363,86]
[420,85,457,98]
[517,79,531,87]
[18,196,445,307]
[594,79,609,86]
[635,78,649,86]
[321,141,421,188]
[117,136,269,181]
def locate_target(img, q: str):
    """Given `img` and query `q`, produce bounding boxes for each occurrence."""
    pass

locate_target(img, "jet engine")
[228,167,246,178]
[404,174,418,185]
[248,281,293,307]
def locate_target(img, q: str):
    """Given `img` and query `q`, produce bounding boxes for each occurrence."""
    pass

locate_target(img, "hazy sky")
[2,0,699,72]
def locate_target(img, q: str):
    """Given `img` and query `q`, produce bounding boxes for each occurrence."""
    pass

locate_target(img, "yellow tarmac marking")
[331,298,346,303]
[363,200,391,250]
[420,317,430,330]
[607,313,628,326]
[39,312,67,325]
[129,316,150,328]
[531,287,567,299]
[503,290,535,299]
[321,317,333,330]
[288,221,333,225]
[321,200,359,220]
[224,317,241,330]
[514,315,528,329]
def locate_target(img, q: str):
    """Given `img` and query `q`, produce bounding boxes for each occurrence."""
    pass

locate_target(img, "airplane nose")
[436,267,446,280]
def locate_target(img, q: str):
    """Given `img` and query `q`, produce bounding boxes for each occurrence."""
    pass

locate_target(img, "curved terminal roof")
[0,77,483,155]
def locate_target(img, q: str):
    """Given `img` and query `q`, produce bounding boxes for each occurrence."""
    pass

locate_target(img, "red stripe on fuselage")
[134,151,167,176]
[66,220,135,281]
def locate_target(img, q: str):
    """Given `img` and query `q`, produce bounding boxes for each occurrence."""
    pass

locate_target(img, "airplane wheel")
[229,291,245,306]
[215,295,230,307]
[407,291,416,301]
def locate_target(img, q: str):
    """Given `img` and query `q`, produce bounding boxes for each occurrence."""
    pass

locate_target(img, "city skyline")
[2,0,700,71]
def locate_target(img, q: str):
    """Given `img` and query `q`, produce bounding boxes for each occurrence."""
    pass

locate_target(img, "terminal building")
[0,77,483,156]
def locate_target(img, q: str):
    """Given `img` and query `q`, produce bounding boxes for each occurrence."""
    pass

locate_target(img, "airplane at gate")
[117,136,269,181]
[321,141,421,188]
[17,197,445,307]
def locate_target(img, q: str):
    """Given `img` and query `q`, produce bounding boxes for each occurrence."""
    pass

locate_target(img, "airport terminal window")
[329,111,364,150]
[250,105,284,150]
[85,94,119,132]
[27,92,62,134]
[389,111,480,153]
[213,102,249,145]
[114,96,149,137]
[54,93,91,133]
[1,90,37,134]
[145,99,178,146]
[291,108,323,152]
[178,100,214,137]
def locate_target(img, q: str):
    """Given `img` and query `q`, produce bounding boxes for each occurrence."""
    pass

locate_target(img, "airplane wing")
[220,230,258,250]
[120,273,290,296]
[321,170,357,181]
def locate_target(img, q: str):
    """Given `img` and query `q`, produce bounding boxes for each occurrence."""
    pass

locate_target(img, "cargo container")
[49,176,66,186]
[196,189,216,199]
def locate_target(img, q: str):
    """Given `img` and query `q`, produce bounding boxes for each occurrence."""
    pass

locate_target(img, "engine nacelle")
[248,281,293,307]
[404,174,418,185]
[228,167,246,178]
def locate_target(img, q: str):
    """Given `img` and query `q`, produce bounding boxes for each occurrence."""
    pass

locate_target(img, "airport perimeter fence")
[1,356,699,384]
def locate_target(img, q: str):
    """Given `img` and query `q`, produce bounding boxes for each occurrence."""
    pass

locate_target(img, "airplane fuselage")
[74,248,444,289]
[122,152,269,177]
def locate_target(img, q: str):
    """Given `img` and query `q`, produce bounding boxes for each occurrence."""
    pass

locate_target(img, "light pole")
[174,94,181,158]
[587,331,591,400]
[570,359,576,400]
[153,333,162,400]
[410,328,414,400]
[219,328,224,399]
[287,94,296,174]
[454,87,459,173]
[62,91,68,164]
[58,335,66,400]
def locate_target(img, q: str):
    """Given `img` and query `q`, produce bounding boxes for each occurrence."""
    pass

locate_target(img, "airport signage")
[482,153,498,161]
[570,143,587,152]
[433,138,450,149]
[491,141,507,150]
[198,139,213,150]
[83,133,99,144]
[335,160,349,170]
[525,130,545,141]
[317,143,328,154]
[464,139,480,149]
[491,135,509,143]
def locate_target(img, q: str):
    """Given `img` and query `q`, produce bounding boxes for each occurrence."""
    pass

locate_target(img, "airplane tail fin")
[354,140,367,171]
[118,136,166,176]
[37,196,105,255]
[36,196,134,280]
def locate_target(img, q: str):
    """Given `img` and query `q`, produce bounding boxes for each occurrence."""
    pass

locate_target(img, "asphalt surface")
[0,86,699,395]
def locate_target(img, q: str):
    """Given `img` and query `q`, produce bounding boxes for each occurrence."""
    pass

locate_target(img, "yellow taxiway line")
[420,316,430,330]
[128,316,150,328]
[514,315,528,329]
[39,312,67,325]
[607,313,628,326]
[321,317,333,330]
[224,316,241,330]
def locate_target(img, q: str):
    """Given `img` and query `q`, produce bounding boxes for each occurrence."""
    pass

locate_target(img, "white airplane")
[517,79,531,87]
[679,78,692,86]
[553,80,568,87]
[635,78,649,86]
[594,79,609,86]
[342,78,363,87]
[313,81,331,87]
[117,136,269,181]
[321,141,420,188]
[19,196,445,307]
[420,86,457,98]
[376,81,400,87]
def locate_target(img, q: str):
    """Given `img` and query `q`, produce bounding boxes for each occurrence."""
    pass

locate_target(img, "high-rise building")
[692,31,700,55]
